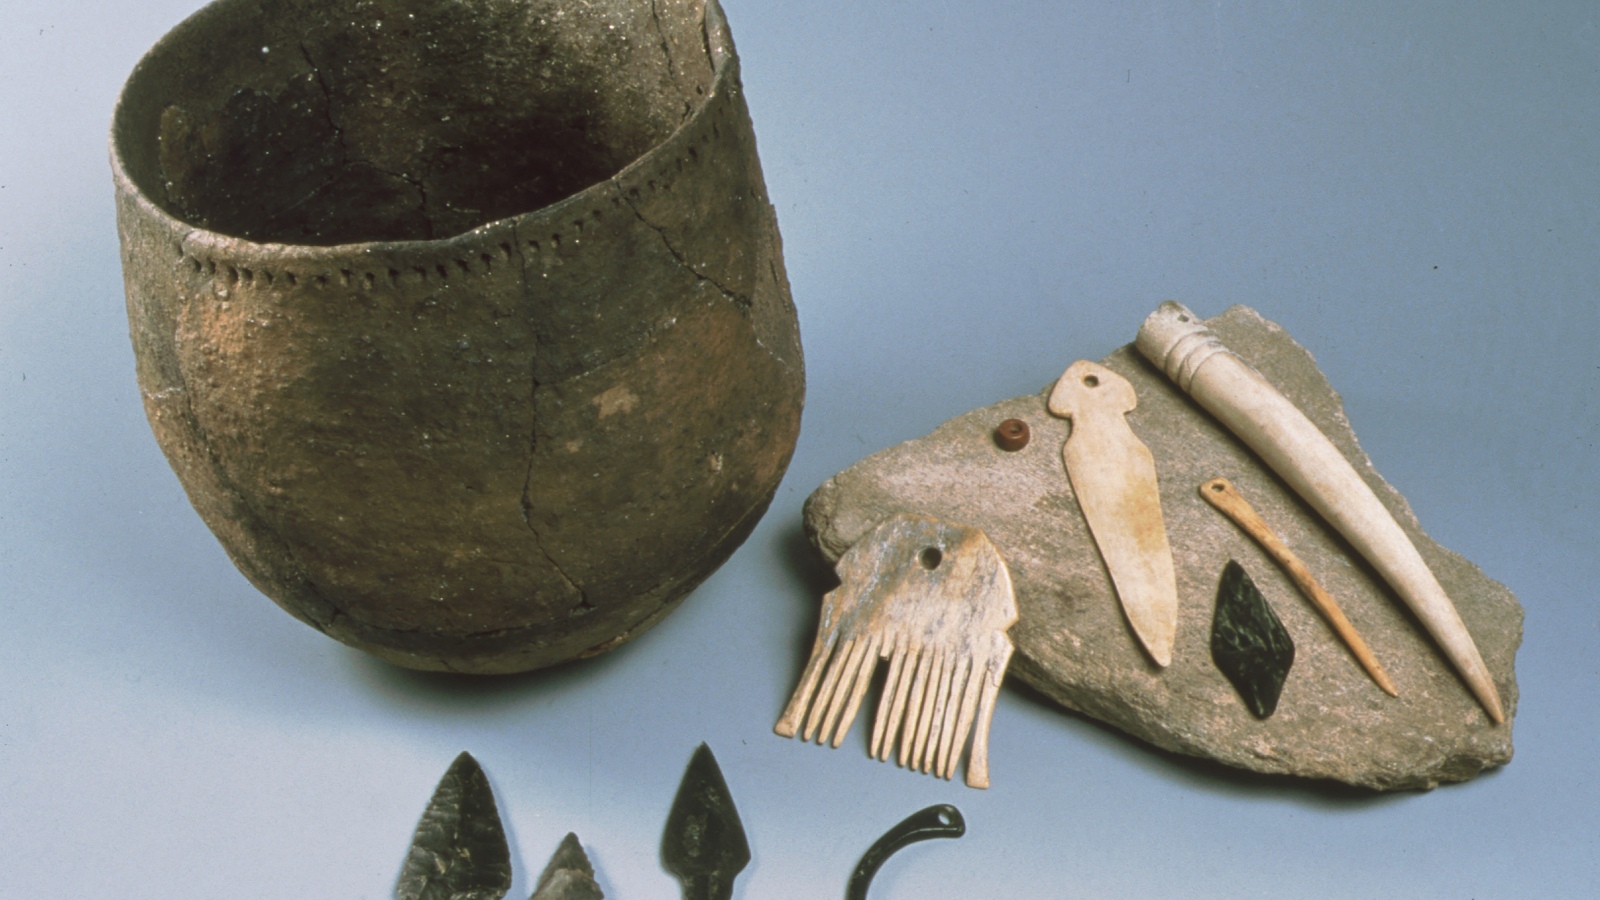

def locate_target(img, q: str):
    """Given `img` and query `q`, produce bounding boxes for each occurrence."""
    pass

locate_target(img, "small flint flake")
[1211,560,1295,718]
[529,833,604,900]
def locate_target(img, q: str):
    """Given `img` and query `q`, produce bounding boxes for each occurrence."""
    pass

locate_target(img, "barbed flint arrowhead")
[661,743,749,900]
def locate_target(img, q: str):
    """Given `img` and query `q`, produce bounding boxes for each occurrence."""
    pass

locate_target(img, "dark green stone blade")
[661,744,750,900]
[396,751,513,900]
[1211,560,1296,718]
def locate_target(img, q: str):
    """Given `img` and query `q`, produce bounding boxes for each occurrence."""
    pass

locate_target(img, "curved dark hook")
[845,804,965,900]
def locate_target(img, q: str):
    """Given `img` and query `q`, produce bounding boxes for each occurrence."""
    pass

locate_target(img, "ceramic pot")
[111,0,803,673]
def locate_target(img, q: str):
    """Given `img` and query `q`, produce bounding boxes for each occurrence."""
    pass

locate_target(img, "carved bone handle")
[1137,302,1503,724]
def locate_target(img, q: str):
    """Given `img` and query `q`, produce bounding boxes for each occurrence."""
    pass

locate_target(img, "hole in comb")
[919,547,942,570]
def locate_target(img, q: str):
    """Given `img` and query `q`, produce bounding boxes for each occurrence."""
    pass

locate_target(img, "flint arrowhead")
[529,833,604,900]
[396,752,512,900]
[661,743,749,900]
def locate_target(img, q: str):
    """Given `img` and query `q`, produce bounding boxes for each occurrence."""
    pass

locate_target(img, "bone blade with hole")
[774,512,1018,788]
[1048,359,1179,667]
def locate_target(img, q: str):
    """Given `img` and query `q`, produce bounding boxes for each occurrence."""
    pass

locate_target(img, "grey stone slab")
[804,306,1519,790]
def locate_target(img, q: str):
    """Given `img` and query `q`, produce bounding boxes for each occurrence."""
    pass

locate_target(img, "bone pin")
[1201,477,1399,697]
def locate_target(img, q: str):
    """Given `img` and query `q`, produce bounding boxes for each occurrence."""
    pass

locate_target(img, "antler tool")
[1138,302,1502,723]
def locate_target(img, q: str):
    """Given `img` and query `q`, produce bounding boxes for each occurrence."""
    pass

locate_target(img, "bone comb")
[775,513,1018,788]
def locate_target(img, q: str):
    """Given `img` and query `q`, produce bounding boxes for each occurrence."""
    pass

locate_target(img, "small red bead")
[994,418,1030,451]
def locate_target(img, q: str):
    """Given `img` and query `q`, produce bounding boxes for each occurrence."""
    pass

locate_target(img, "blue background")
[3,1,1596,896]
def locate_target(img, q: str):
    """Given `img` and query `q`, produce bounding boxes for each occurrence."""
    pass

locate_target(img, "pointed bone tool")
[1048,359,1179,666]
[775,512,1018,788]
[1201,477,1398,696]
[662,744,749,900]
[1138,302,1502,723]
[396,752,513,900]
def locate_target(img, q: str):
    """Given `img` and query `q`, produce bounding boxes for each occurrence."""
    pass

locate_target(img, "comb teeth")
[774,513,1018,789]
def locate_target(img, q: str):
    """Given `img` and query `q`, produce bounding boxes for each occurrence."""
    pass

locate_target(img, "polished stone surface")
[661,744,749,900]
[1210,560,1295,719]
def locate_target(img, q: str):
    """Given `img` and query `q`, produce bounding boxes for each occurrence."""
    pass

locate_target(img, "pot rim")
[109,0,737,261]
